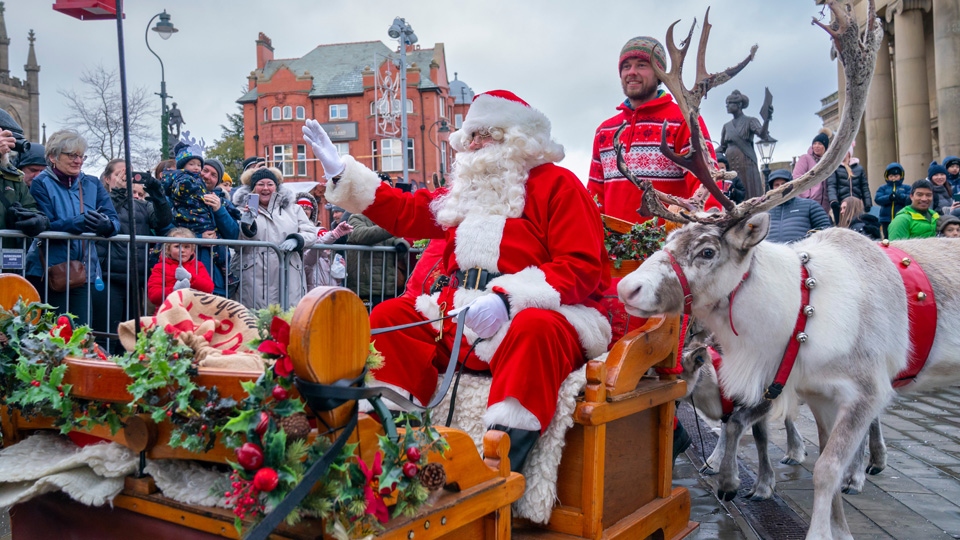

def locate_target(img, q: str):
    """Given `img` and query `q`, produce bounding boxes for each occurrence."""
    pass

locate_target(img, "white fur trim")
[414,292,444,333]
[323,155,381,214]
[488,267,561,313]
[556,304,612,359]
[145,460,229,508]
[483,397,542,432]
[453,93,552,153]
[454,213,505,271]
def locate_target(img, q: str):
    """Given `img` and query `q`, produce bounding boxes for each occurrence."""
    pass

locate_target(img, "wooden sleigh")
[0,273,695,540]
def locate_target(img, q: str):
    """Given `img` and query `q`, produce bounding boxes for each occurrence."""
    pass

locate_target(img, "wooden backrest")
[0,274,40,309]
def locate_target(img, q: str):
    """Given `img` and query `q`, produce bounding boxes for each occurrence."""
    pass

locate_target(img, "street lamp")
[426,119,450,188]
[756,137,777,182]
[145,10,178,158]
[387,17,417,185]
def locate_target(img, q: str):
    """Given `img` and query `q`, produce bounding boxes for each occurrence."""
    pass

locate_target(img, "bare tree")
[59,64,160,173]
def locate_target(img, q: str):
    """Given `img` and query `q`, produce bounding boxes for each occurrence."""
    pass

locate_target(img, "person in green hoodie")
[889,179,939,240]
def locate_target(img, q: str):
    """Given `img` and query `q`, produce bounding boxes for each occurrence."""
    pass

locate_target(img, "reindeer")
[680,326,887,502]
[612,2,957,538]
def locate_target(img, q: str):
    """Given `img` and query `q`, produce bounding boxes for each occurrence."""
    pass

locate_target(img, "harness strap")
[727,269,751,336]
[709,347,735,422]
[764,264,812,400]
[665,250,692,315]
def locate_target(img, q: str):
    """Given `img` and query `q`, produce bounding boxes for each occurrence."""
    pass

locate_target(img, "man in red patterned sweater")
[589,36,714,223]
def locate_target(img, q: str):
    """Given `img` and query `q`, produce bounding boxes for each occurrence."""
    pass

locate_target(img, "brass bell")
[799,252,810,264]
[917,292,927,301]
[796,332,809,343]
[805,277,817,290]
[803,305,815,317]
[901,258,911,267]
[881,239,890,247]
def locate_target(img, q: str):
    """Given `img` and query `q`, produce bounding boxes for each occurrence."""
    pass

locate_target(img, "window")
[330,104,348,119]
[440,141,448,174]
[371,140,378,171]
[454,113,463,129]
[273,144,294,176]
[406,99,413,114]
[370,101,376,116]
[296,106,305,120]
[381,138,402,172]
[439,98,446,118]
[333,143,350,156]
[271,107,281,121]
[263,108,268,122]
[407,138,415,170]
[296,144,307,176]
[282,106,292,120]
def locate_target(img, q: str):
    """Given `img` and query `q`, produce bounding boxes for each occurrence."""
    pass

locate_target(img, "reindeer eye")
[699,248,716,259]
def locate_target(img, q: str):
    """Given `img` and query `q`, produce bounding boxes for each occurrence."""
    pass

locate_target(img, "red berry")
[172,353,180,360]
[201,424,208,431]
[59,392,64,398]
[402,462,419,478]
[166,410,173,417]
[138,354,145,361]
[31,380,40,387]
[254,411,270,437]
[406,446,421,462]
[235,443,264,471]
[253,467,279,492]
[271,385,288,401]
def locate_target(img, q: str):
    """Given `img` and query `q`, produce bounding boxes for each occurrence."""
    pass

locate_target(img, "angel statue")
[717,89,775,200]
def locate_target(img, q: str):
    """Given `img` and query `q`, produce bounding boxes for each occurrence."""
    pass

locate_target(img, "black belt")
[453,267,502,291]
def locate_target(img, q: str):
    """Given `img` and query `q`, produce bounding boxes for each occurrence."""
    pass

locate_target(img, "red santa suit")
[325,92,611,433]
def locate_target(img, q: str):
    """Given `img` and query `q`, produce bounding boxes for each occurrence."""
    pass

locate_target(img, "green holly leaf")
[221,409,258,434]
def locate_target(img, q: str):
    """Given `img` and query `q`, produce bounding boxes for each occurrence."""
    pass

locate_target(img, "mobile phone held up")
[952,192,960,203]
[131,171,152,184]
[248,193,260,215]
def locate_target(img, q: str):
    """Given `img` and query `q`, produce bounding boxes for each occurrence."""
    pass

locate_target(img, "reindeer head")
[617,0,881,317]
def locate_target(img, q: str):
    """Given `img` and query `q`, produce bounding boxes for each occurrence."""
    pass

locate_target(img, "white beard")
[431,143,529,228]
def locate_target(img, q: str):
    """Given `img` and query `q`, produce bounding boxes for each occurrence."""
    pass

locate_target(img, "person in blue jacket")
[764,169,832,243]
[195,157,239,297]
[27,130,120,325]
[874,162,911,239]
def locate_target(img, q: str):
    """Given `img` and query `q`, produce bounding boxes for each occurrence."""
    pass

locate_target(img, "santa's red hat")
[454,89,553,149]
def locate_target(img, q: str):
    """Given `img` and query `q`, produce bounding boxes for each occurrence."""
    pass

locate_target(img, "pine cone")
[278,413,311,442]
[418,462,446,491]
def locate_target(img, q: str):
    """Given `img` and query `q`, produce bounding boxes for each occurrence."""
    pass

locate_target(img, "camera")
[131,171,152,184]
[10,131,29,154]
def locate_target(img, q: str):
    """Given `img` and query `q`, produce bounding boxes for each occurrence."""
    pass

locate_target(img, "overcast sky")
[5,0,839,179]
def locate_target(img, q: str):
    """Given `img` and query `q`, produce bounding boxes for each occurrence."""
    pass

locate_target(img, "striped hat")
[619,36,666,72]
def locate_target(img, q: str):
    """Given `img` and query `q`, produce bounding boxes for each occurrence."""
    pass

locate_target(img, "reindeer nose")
[617,279,642,304]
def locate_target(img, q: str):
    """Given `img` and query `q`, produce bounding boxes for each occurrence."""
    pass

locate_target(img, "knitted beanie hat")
[812,132,830,149]
[928,161,948,179]
[242,156,265,171]
[248,166,282,188]
[204,158,224,183]
[619,36,666,72]
[767,168,792,187]
[15,143,45,169]
[174,131,205,169]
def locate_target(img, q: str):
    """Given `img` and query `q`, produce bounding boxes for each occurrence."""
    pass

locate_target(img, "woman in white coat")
[236,167,318,309]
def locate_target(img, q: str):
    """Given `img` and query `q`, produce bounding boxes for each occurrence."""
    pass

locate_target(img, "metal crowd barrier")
[0,230,420,351]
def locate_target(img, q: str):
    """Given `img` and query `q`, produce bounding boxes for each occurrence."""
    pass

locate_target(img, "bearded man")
[303,90,611,472]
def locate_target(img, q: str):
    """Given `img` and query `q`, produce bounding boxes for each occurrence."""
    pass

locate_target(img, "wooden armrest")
[603,314,680,397]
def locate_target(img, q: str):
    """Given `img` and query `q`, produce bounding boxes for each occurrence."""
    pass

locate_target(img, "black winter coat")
[766,197,832,244]
[96,188,172,281]
[826,163,872,210]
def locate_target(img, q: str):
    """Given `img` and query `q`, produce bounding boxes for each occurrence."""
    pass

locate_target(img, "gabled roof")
[238,40,443,104]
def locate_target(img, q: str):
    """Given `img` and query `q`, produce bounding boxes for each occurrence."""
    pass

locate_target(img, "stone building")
[238,33,472,191]
[0,3,40,142]
[837,0,960,192]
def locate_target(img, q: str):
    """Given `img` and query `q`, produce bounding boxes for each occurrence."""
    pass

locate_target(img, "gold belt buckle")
[471,266,484,290]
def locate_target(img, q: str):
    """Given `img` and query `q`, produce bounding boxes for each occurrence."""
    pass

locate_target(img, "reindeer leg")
[841,435,867,495]
[866,417,887,476]
[780,415,808,465]
[747,420,776,500]
[716,401,771,501]
[700,420,725,475]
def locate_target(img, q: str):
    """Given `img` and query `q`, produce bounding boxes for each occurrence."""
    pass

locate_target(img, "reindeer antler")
[619,0,881,229]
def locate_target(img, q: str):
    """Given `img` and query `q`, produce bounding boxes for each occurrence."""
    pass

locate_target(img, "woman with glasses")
[26,130,120,325]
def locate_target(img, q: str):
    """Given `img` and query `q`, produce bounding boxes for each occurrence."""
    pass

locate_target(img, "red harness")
[708,347,735,422]
[879,242,938,388]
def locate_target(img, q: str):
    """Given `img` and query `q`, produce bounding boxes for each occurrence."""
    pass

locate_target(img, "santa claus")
[303,90,611,471]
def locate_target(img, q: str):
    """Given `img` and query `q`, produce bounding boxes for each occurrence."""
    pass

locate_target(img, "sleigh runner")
[0,274,695,540]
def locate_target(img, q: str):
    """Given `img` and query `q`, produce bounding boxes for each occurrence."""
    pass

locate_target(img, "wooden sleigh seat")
[0,274,695,540]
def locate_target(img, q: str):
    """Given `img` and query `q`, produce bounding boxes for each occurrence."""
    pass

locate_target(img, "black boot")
[490,424,539,473]
[673,419,692,464]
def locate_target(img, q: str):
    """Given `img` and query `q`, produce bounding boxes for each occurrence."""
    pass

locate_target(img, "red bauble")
[254,411,271,437]
[272,385,289,401]
[253,467,279,492]
[405,446,421,462]
[402,462,419,478]
[236,442,264,471]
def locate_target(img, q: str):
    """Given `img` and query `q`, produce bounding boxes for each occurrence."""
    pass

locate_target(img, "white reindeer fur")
[620,218,960,539]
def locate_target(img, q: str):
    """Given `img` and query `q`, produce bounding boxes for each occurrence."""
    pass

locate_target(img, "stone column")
[865,31,897,194]
[934,0,960,158]
[893,7,933,180]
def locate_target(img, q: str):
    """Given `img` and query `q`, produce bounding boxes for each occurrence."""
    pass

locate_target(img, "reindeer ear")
[725,213,769,252]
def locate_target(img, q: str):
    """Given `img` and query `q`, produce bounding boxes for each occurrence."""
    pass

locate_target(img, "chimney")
[256,32,274,70]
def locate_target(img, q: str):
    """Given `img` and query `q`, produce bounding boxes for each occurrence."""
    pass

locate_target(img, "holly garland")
[604,220,667,269]
[0,299,124,437]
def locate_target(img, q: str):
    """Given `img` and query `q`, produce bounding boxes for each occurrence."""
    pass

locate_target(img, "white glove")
[172,277,191,291]
[302,119,345,180]
[319,221,354,244]
[449,293,510,339]
[279,238,299,252]
[175,266,191,281]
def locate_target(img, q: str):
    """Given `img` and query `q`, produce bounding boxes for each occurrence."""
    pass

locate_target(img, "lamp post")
[145,10,178,158]
[427,119,450,188]
[387,17,417,185]
[756,137,777,183]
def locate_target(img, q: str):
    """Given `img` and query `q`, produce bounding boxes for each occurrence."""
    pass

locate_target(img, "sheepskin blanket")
[118,289,264,371]
[432,362,593,524]
[0,433,229,511]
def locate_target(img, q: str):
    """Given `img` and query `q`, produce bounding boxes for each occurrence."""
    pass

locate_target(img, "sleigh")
[0,273,694,540]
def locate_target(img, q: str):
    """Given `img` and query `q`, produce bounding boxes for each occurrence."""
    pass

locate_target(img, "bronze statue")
[168,102,185,138]
[717,89,773,200]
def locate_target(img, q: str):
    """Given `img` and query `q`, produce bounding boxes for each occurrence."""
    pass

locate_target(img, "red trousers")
[369,294,586,432]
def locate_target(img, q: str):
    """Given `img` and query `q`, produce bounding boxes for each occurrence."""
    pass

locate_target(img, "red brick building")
[238,33,473,193]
